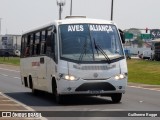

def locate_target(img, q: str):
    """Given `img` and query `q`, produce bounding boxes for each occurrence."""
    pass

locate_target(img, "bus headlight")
[64,75,70,80]
[59,74,78,81]
[69,76,76,80]
[114,74,126,80]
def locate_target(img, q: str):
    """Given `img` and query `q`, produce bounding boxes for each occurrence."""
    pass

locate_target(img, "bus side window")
[21,36,25,57]
[46,27,53,56]
[22,35,30,57]
[30,34,35,56]
[46,26,56,61]
[40,30,46,54]
[35,32,40,55]
[25,46,30,56]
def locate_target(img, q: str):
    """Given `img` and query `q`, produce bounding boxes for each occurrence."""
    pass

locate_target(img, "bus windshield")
[59,24,124,63]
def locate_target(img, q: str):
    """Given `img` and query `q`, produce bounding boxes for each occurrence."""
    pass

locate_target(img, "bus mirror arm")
[118,29,125,44]
[53,26,57,33]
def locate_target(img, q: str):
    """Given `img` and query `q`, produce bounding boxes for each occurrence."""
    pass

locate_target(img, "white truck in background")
[142,50,153,60]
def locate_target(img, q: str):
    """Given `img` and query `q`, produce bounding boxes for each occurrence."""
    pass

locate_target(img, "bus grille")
[73,65,116,70]
[75,82,116,91]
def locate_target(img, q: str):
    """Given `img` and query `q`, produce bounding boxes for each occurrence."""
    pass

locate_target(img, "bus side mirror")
[53,26,57,33]
[118,29,125,44]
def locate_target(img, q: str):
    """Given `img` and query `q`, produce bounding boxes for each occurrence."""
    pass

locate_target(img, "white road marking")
[0,67,20,73]
[0,67,21,79]
[13,77,21,79]
[0,104,22,106]
[128,86,160,92]
[0,73,20,79]
[0,74,8,77]
[1,99,13,101]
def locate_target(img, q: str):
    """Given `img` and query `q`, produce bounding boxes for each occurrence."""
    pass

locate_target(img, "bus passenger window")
[30,34,35,56]
[36,44,40,55]
[25,46,30,56]
[24,35,30,57]
[40,30,46,54]
[21,37,25,57]
[46,28,52,55]
[35,32,40,55]
[41,43,46,54]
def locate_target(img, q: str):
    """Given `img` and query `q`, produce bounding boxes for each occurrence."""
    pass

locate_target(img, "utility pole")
[70,0,72,16]
[57,0,66,20]
[0,18,2,46]
[111,0,114,21]
[16,36,17,50]
[0,18,2,38]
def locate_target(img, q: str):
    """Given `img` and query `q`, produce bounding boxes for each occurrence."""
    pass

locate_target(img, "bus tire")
[52,78,63,104]
[29,75,38,95]
[111,93,122,103]
[55,94,64,104]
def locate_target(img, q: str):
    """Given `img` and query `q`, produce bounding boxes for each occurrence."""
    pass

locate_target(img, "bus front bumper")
[56,78,127,95]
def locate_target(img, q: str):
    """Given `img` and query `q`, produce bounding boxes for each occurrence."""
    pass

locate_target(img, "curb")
[128,82,160,89]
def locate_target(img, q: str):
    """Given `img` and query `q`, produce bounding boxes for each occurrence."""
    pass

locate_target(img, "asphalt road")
[0,65,160,120]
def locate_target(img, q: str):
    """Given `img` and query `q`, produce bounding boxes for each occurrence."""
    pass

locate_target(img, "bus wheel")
[29,75,38,95]
[32,88,39,95]
[111,93,122,103]
[55,94,64,104]
[52,78,63,104]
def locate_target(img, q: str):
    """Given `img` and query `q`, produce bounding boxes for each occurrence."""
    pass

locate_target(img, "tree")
[124,28,143,47]
[124,28,141,38]
[134,36,143,47]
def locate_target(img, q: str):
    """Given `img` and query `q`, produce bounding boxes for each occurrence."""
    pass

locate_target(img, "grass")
[0,57,20,66]
[127,59,160,85]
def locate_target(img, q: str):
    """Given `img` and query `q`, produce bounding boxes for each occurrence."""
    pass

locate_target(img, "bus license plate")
[90,90,101,94]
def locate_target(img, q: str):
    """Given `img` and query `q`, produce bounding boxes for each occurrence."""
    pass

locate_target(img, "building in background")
[123,28,152,55]
[0,34,21,56]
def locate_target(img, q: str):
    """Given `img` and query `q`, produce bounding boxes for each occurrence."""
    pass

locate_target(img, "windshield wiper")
[93,38,111,63]
[78,40,87,64]
[78,39,95,64]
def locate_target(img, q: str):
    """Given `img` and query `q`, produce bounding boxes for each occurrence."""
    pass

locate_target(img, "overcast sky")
[0,0,160,35]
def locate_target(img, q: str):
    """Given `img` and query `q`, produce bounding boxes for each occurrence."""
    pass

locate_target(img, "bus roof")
[22,18,115,35]
[55,17,114,25]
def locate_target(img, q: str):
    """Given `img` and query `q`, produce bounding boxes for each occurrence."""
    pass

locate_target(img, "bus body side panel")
[20,56,55,92]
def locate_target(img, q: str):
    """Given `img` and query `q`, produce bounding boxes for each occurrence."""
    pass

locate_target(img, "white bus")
[20,17,128,103]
